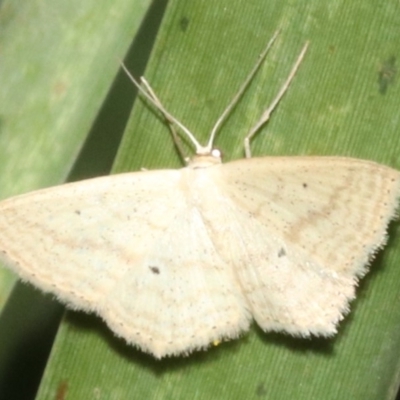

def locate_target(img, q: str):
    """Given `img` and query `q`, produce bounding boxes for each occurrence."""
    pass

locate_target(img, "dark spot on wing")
[302,183,308,188]
[278,248,286,257]
[149,266,160,274]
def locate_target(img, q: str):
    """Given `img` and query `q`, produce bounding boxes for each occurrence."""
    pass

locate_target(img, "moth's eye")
[211,148,223,160]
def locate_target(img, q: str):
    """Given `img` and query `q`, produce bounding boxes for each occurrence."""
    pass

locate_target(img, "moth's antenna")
[207,29,280,150]
[244,41,309,158]
[140,77,191,164]
[120,63,208,156]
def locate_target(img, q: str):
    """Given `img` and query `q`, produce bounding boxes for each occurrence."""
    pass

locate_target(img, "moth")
[0,31,399,358]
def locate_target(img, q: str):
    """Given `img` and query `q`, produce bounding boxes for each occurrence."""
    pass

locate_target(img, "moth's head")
[187,148,222,169]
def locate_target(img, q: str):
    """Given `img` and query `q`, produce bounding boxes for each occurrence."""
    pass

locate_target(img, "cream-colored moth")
[0,31,399,358]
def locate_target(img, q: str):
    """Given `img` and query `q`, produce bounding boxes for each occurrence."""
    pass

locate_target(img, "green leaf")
[3,0,400,399]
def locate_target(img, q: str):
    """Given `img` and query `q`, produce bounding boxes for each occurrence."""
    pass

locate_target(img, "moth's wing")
[0,170,249,358]
[211,157,400,336]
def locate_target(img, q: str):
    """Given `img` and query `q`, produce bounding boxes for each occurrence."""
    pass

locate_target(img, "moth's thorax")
[187,150,222,169]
